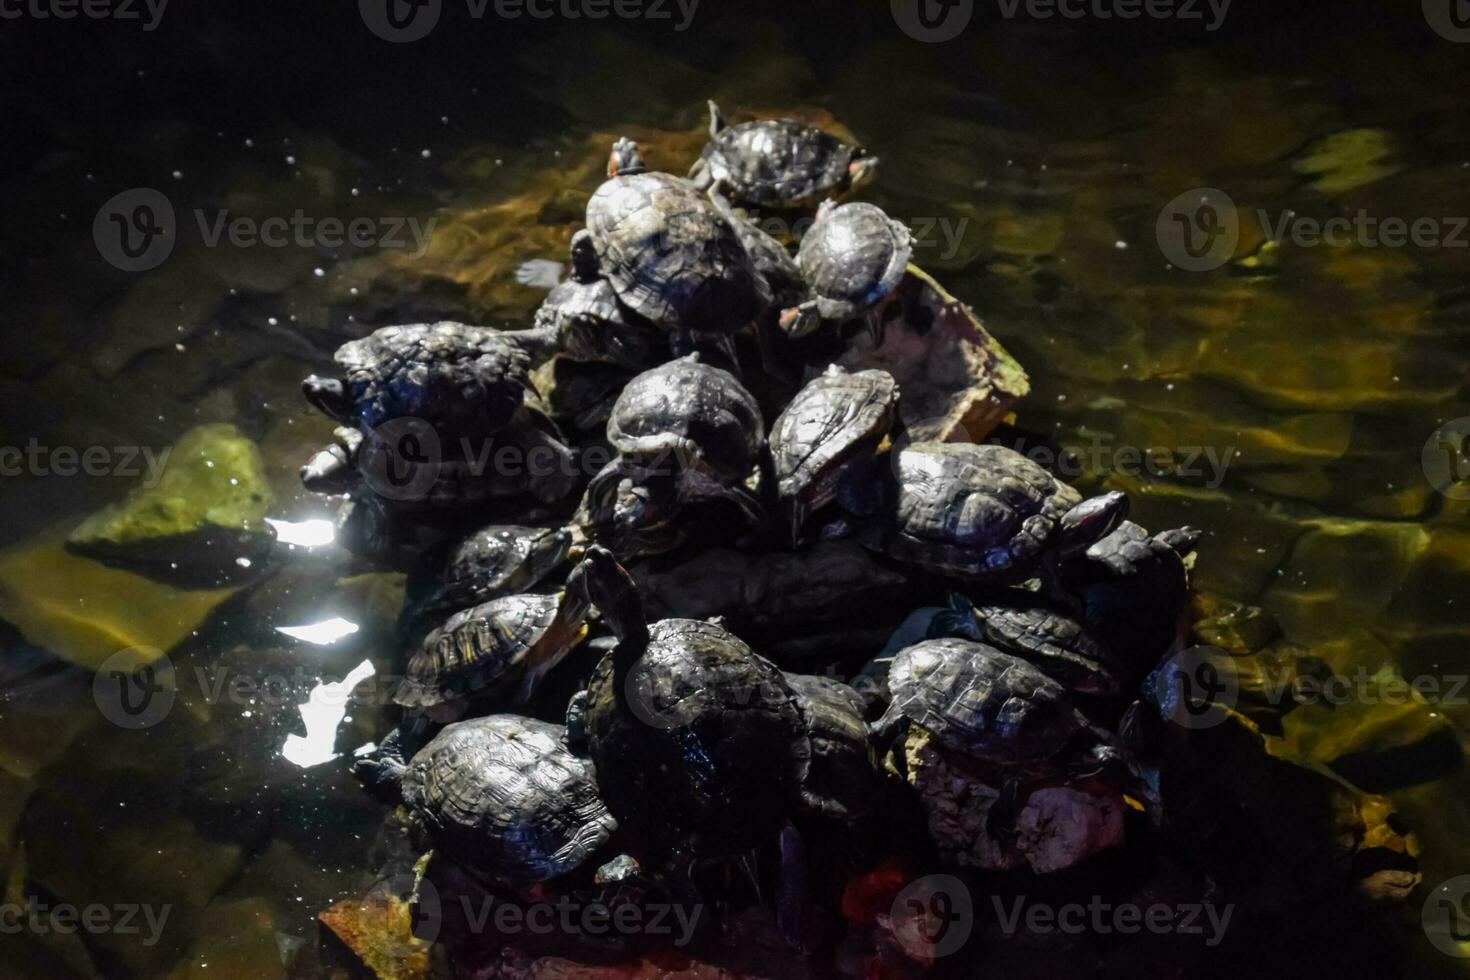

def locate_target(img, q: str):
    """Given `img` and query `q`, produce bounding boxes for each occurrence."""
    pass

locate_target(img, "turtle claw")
[516,259,565,290]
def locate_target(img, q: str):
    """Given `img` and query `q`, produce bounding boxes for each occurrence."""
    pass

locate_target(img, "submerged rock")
[66,423,276,589]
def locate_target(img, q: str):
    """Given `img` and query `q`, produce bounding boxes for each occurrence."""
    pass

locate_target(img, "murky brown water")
[1,2,1468,977]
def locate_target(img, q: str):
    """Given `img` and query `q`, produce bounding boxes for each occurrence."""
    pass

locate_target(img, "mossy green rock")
[66,424,275,588]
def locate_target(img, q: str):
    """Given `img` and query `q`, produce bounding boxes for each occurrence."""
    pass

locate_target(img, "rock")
[166,897,287,980]
[841,266,1029,445]
[1191,600,1282,655]
[900,728,1125,873]
[66,423,276,589]
[0,536,238,672]
[318,879,430,980]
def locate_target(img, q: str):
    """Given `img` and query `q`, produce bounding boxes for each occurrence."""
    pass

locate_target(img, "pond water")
[0,1,1467,977]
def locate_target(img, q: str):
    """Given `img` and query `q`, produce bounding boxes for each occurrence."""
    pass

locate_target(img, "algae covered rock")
[66,423,276,588]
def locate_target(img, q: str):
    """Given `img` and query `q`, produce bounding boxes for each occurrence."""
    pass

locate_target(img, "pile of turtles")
[296,104,1406,975]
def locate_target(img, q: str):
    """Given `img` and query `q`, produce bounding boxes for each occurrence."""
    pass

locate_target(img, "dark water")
[1,1,1468,976]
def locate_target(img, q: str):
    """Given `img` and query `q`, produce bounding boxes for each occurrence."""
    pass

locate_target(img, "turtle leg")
[514,259,564,290]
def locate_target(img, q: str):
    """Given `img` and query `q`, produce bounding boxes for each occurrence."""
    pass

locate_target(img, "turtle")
[779,202,913,339]
[532,233,667,372]
[1062,520,1202,676]
[397,715,617,883]
[783,673,884,831]
[398,524,576,642]
[579,354,767,557]
[302,321,558,437]
[395,588,591,720]
[930,593,1122,699]
[875,638,1115,771]
[689,101,879,210]
[578,138,770,354]
[883,442,1129,589]
[567,546,809,868]
[768,364,899,544]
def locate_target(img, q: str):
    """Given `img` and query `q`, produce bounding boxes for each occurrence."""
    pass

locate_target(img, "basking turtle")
[780,202,912,339]
[689,101,879,210]
[395,589,591,719]
[399,525,575,641]
[533,234,666,372]
[398,715,616,883]
[569,546,809,867]
[769,365,898,543]
[579,138,770,353]
[876,639,1129,872]
[580,354,766,557]
[784,673,883,831]
[875,638,1113,769]
[1063,520,1201,675]
[302,321,558,437]
[884,443,1129,587]
[931,594,1121,699]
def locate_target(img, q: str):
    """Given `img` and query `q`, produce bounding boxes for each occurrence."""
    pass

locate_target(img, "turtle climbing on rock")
[690,101,878,210]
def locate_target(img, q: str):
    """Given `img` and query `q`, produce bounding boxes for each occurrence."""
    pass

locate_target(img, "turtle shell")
[696,118,864,209]
[586,171,769,334]
[333,322,534,435]
[400,525,573,639]
[536,278,664,370]
[585,618,808,863]
[798,203,912,320]
[770,366,898,514]
[970,603,1120,698]
[877,638,1089,765]
[784,673,882,828]
[889,443,1083,579]
[607,355,765,483]
[401,715,615,882]
[709,194,806,306]
[396,591,588,710]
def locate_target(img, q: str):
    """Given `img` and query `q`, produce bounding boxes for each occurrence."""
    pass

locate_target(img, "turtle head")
[846,152,879,194]
[302,375,352,422]
[569,229,600,283]
[778,301,823,339]
[608,138,646,178]
[1156,525,1202,558]
[568,545,648,646]
[1056,491,1130,557]
[579,462,685,561]
[707,100,727,137]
